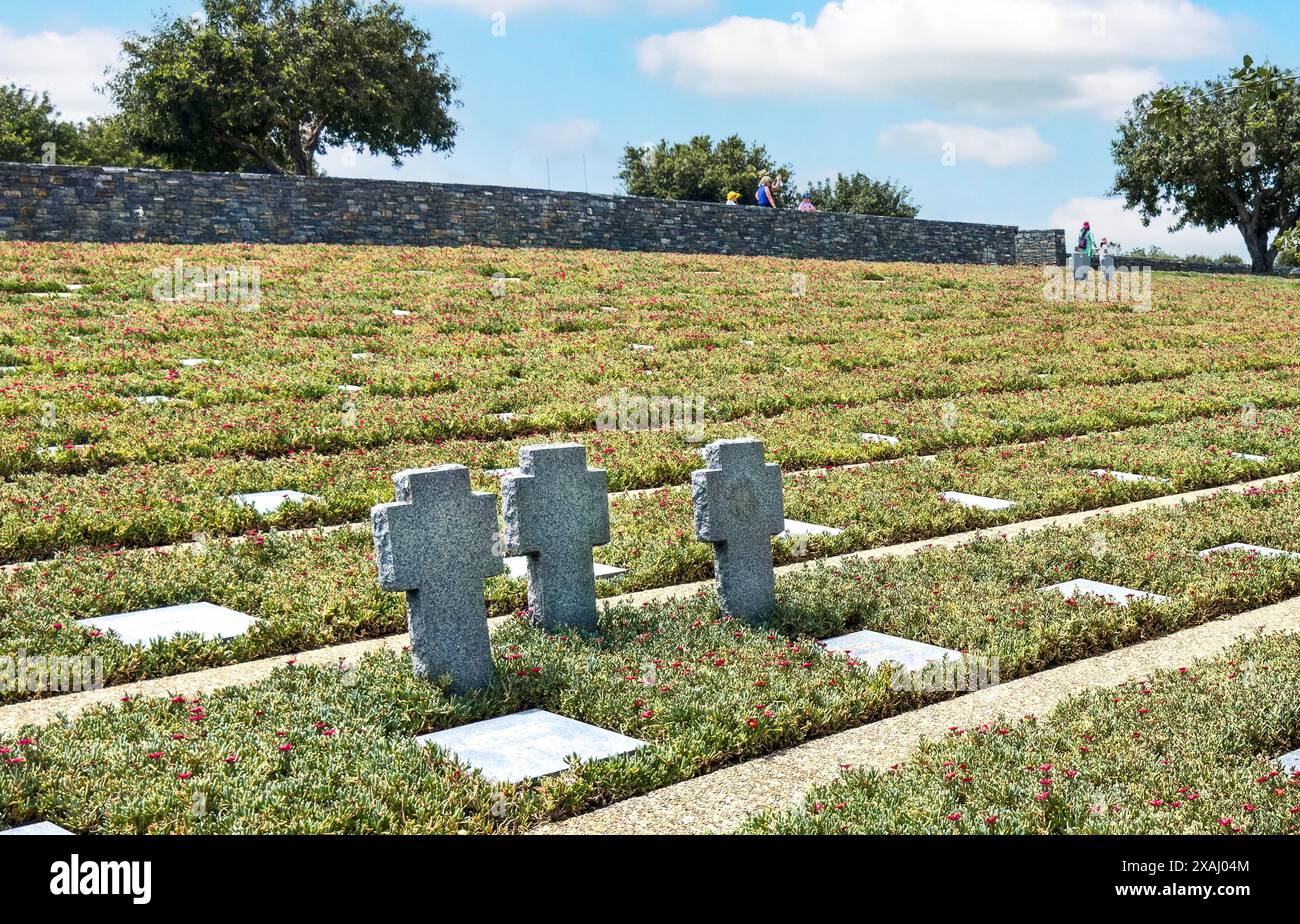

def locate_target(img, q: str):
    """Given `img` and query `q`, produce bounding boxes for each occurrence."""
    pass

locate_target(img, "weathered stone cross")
[502,443,610,632]
[371,464,504,692]
[691,437,785,623]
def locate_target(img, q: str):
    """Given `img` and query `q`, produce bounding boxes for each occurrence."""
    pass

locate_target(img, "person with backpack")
[1077,221,1097,256]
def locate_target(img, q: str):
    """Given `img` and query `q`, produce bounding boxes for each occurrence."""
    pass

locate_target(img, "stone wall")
[2,163,1291,275]
[0,163,1021,263]
[1015,229,1066,267]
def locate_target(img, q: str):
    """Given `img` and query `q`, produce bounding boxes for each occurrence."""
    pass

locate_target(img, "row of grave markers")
[38,435,1300,794]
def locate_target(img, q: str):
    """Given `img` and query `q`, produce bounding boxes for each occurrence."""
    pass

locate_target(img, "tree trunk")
[1241,223,1274,273]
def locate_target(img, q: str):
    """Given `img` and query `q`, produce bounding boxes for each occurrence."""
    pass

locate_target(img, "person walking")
[1077,221,1097,257]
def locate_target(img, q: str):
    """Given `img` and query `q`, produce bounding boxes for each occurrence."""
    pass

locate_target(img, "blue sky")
[2,0,1295,255]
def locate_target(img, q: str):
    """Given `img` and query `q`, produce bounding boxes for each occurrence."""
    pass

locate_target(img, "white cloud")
[0,27,121,122]
[410,0,711,15]
[879,121,1055,167]
[636,0,1226,116]
[527,117,600,155]
[1048,196,1248,258]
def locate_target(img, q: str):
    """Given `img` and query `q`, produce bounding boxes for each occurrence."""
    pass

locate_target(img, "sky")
[1,0,1295,257]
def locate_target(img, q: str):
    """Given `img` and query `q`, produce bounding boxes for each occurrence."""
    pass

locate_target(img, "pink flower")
[945,812,962,821]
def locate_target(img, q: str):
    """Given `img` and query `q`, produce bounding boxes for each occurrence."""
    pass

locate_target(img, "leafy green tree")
[805,172,919,218]
[618,135,792,203]
[65,115,172,168]
[1112,57,1300,273]
[0,85,78,164]
[107,0,460,176]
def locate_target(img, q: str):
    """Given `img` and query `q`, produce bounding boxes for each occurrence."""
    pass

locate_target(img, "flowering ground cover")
[2,485,1299,832]
[741,632,1300,835]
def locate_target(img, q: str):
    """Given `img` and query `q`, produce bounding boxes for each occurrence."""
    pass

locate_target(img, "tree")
[107,0,460,176]
[618,135,792,203]
[0,85,78,164]
[805,172,919,218]
[0,86,163,167]
[1111,57,1300,273]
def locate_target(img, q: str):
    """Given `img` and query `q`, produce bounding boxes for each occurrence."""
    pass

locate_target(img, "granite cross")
[502,443,610,632]
[371,465,504,692]
[691,437,785,623]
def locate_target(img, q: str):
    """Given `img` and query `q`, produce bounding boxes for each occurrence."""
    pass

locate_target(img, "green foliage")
[746,633,1300,835]
[617,134,793,203]
[1112,57,1300,273]
[0,85,78,164]
[805,172,919,218]
[107,0,460,176]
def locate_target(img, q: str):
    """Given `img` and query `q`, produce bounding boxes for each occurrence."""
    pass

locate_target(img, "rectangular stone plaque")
[1230,452,1270,462]
[78,602,258,647]
[501,556,627,582]
[0,821,73,836]
[1199,543,1300,560]
[1090,469,1170,484]
[860,432,901,445]
[1039,579,1169,606]
[778,519,843,538]
[230,490,321,515]
[1279,748,1300,774]
[821,628,963,672]
[417,709,645,783]
[941,491,1017,511]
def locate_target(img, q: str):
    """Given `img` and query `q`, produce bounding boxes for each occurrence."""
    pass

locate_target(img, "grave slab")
[392,309,412,317]
[351,352,373,360]
[1230,452,1270,462]
[502,556,627,582]
[1279,748,1300,774]
[37,443,89,457]
[778,519,843,538]
[1090,469,1170,484]
[417,709,645,783]
[821,629,964,673]
[134,395,172,405]
[860,432,901,446]
[78,602,258,647]
[180,358,208,368]
[0,821,73,836]
[941,491,1017,511]
[1199,542,1300,560]
[337,384,363,393]
[230,490,321,515]
[0,366,16,373]
[631,343,655,352]
[494,412,517,422]
[1039,579,1170,606]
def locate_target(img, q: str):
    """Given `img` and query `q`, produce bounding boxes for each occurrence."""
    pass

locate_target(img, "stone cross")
[371,465,504,692]
[691,437,785,623]
[502,443,610,632]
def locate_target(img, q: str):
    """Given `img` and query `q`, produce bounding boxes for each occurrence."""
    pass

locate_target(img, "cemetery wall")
[1,163,1022,263]
[2,164,1292,275]
[1015,229,1067,266]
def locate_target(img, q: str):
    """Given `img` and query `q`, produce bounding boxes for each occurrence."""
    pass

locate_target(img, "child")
[725,191,740,205]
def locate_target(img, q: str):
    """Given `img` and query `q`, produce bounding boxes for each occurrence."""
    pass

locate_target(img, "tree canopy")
[0,84,165,168]
[805,172,920,218]
[1111,57,1300,273]
[617,135,793,203]
[107,0,460,176]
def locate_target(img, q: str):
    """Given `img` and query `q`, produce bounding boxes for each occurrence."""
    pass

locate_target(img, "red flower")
[945,812,962,821]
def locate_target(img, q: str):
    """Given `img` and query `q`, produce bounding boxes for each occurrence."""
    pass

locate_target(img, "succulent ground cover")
[2,485,1299,832]
[2,243,1298,691]
[742,632,1300,835]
